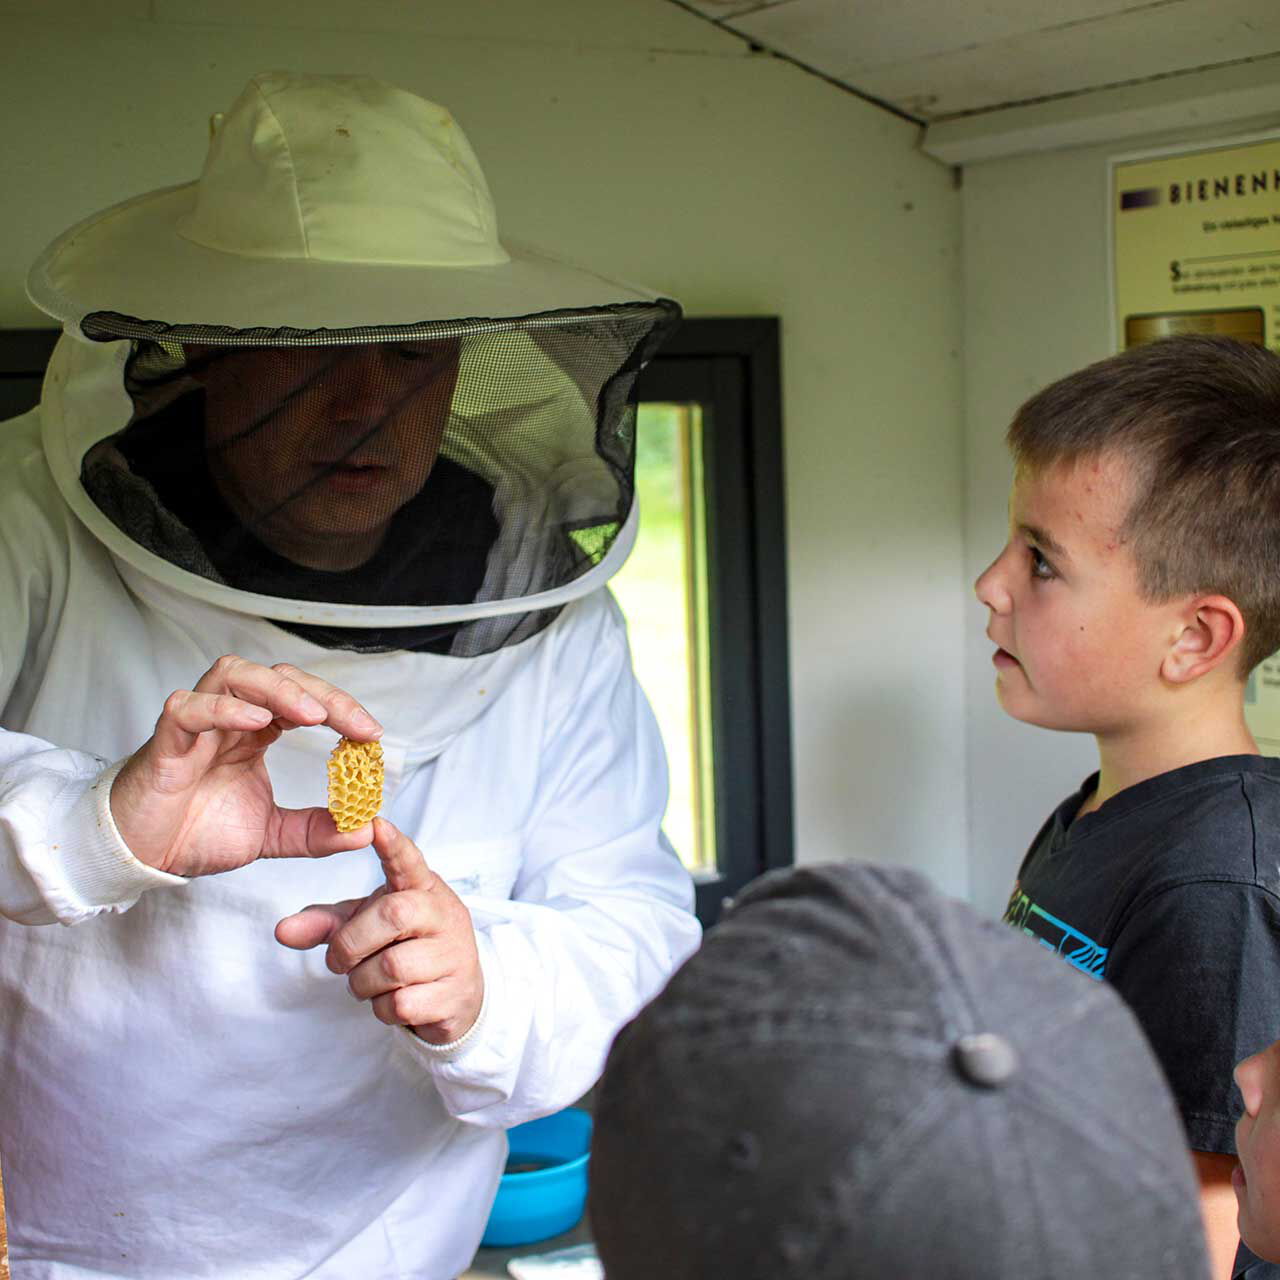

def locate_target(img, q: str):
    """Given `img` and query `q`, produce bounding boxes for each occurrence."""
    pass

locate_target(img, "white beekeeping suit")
[0,70,699,1280]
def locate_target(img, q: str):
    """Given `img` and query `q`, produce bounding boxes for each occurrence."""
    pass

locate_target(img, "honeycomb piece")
[327,737,384,833]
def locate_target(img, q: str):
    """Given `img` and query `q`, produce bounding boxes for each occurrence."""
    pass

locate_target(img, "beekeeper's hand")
[110,655,383,878]
[275,817,485,1047]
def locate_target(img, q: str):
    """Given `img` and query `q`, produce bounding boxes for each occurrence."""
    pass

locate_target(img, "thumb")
[372,817,435,893]
[275,898,362,950]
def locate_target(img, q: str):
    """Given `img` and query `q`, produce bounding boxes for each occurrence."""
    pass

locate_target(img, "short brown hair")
[1007,335,1280,674]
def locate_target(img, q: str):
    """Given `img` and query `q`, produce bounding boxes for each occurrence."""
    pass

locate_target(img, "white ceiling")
[671,0,1280,123]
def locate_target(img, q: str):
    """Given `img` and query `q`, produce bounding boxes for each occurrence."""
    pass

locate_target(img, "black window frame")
[0,321,794,924]
[0,329,58,423]
[636,317,793,924]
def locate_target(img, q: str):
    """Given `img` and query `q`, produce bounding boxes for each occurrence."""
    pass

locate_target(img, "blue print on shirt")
[1004,888,1108,980]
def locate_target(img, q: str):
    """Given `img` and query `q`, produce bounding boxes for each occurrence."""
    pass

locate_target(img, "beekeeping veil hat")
[28,70,680,656]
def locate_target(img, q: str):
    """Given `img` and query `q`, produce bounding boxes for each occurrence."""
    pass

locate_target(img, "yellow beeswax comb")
[327,737,384,833]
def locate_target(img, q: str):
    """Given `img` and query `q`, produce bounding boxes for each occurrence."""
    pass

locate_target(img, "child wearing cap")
[589,862,1210,1280]
[974,334,1280,1279]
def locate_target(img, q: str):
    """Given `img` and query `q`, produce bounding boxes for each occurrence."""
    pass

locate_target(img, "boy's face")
[1234,1041,1280,1260]
[973,454,1184,735]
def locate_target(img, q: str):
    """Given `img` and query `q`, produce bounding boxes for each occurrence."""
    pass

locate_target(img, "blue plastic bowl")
[481,1107,593,1247]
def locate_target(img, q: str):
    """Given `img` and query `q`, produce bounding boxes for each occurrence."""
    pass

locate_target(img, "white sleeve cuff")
[398,935,495,1064]
[49,759,188,915]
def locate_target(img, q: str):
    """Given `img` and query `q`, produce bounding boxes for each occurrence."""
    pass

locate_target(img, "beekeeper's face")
[190,340,461,570]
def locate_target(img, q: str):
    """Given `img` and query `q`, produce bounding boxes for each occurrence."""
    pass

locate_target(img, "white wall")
[961,108,1280,917]
[0,1,969,892]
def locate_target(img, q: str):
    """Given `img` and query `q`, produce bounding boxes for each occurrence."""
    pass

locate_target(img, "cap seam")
[255,87,312,261]
[442,114,493,249]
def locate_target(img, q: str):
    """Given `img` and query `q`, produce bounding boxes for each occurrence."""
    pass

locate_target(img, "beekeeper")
[0,70,700,1279]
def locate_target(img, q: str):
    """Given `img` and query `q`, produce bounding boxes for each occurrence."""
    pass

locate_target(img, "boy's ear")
[1162,595,1247,684]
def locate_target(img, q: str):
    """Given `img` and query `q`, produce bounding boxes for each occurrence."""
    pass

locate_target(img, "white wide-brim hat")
[27,70,669,338]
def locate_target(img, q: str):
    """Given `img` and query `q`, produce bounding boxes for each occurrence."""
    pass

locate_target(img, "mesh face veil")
[67,302,678,655]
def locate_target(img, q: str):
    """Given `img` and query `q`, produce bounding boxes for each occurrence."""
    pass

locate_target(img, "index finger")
[192,655,382,740]
[270,662,384,740]
[373,817,436,894]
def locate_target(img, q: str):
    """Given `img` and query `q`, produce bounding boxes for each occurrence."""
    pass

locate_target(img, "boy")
[975,334,1280,1279]
[589,861,1210,1279]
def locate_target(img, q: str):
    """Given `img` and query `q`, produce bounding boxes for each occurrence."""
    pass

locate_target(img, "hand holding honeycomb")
[327,737,384,833]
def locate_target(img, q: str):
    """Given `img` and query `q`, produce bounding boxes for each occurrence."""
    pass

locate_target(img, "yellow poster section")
[1112,134,1280,750]
[1113,134,1280,354]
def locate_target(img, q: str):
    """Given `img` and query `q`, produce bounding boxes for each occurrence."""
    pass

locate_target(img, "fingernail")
[356,709,383,734]
[300,694,326,717]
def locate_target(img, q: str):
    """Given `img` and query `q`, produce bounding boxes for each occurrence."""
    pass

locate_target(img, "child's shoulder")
[1135,753,1280,835]
[1091,754,1280,836]
[1027,755,1280,909]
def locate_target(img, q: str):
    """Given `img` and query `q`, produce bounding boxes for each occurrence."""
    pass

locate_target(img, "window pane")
[612,402,717,876]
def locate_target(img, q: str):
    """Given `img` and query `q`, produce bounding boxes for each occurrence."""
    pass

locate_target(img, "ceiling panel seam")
[932,48,1280,123]
[664,0,928,127]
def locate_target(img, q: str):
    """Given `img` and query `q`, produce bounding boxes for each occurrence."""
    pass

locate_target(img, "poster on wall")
[1112,132,1280,352]
[1110,133,1280,751]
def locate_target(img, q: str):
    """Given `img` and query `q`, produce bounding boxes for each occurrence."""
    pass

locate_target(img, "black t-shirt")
[1006,755,1280,1279]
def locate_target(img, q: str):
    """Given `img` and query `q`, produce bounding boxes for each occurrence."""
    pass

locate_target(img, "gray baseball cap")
[589,862,1209,1280]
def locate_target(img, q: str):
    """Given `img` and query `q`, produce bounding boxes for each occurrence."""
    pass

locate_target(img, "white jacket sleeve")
[0,411,185,925]
[0,750,186,925]
[404,594,702,1126]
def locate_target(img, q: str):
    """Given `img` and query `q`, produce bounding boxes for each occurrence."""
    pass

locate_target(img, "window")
[627,318,793,923]
[0,330,57,422]
[0,321,794,924]
[611,401,716,876]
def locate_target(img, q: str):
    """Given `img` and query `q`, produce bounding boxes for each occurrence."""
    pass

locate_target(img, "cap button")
[952,1032,1018,1087]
